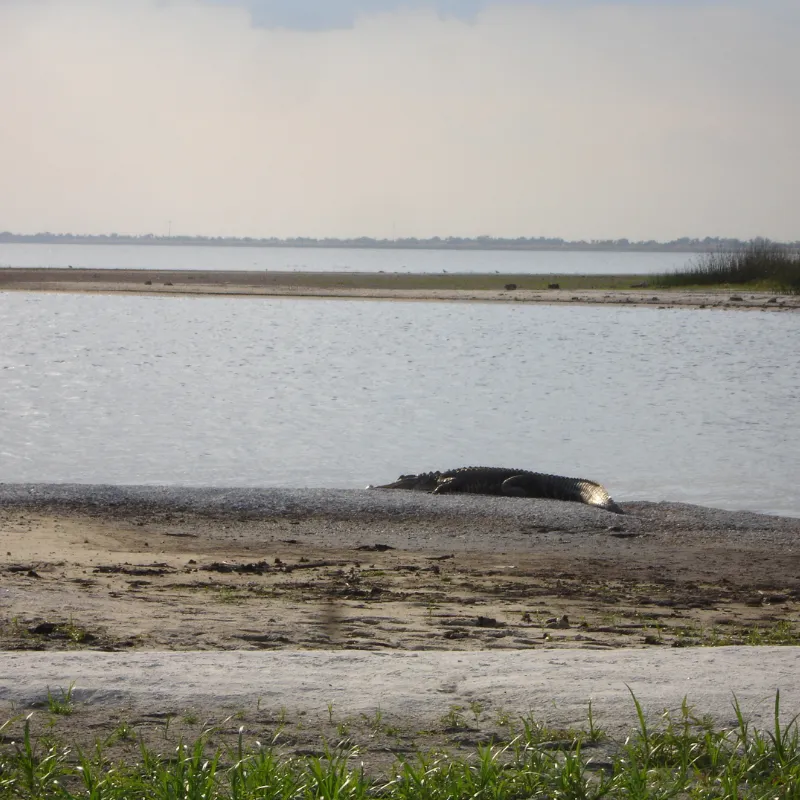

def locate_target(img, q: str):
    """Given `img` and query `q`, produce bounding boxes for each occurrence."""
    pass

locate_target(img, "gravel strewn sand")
[2,485,798,651]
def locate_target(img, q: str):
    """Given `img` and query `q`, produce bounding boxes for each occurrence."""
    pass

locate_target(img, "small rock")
[476,615,505,628]
[545,615,570,629]
[144,280,152,286]
[547,283,560,290]
[729,295,743,301]
[504,283,517,291]
[29,622,56,635]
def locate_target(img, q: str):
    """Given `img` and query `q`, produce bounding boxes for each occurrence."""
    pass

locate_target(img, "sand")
[2,485,799,766]
[2,266,798,309]
[2,486,799,652]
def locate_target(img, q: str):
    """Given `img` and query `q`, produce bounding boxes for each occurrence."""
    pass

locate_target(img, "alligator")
[372,466,624,513]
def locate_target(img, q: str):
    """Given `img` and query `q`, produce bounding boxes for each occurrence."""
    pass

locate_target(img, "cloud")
[0,0,797,239]
[204,1,491,31]
[202,0,784,32]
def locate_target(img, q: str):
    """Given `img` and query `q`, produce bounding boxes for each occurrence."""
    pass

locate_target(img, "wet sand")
[2,266,798,309]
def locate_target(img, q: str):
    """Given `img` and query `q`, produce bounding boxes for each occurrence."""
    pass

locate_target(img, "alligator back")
[431,466,537,495]
[375,467,527,494]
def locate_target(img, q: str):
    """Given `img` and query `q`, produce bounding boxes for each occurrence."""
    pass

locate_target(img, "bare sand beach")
[2,266,798,309]
[2,486,800,767]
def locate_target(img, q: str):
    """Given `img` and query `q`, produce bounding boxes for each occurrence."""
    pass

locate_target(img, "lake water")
[1,292,798,517]
[0,242,694,275]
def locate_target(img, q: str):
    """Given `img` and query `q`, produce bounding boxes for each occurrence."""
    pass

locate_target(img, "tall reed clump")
[656,239,800,293]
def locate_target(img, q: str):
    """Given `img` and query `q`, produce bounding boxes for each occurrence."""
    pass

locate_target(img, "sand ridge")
[2,266,798,309]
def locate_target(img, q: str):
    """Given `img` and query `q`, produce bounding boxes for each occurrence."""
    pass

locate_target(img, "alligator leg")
[431,473,505,495]
[499,474,537,497]
[501,473,569,499]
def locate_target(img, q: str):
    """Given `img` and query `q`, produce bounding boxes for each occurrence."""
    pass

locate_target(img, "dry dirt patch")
[2,503,799,653]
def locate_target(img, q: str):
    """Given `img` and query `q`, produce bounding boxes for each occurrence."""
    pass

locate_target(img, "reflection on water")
[1,292,798,516]
[0,242,693,275]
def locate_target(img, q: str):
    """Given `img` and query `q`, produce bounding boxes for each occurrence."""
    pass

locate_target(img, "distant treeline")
[2,231,798,253]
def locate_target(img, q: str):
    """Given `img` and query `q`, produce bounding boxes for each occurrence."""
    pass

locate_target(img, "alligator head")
[371,471,443,492]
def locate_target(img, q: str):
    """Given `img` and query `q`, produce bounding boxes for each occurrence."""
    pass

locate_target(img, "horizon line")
[2,232,798,250]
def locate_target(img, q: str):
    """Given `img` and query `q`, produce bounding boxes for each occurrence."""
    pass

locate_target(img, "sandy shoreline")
[2,485,800,767]
[2,266,798,309]
[2,486,798,654]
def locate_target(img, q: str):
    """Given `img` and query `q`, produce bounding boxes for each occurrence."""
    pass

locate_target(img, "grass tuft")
[45,683,76,716]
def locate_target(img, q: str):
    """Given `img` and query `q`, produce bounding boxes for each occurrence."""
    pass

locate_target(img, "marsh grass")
[656,239,800,293]
[3,692,800,798]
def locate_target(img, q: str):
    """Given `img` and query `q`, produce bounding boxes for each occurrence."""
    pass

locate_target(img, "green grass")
[0,266,662,293]
[655,239,800,294]
[275,271,653,293]
[44,684,75,717]
[3,692,800,798]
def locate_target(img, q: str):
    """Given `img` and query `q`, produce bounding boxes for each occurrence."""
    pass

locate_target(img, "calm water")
[0,242,693,275]
[1,292,798,516]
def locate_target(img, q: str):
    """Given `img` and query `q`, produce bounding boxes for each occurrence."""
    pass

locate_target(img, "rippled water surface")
[1,293,798,516]
[0,242,693,275]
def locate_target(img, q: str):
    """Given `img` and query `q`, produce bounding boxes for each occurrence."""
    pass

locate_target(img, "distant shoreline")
[3,234,792,254]
[2,266,797,311]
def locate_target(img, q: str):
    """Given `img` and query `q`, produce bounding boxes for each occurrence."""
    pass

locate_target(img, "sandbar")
[2,267,798,310]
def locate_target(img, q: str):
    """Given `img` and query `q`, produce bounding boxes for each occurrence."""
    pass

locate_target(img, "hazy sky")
[1,0,798,240]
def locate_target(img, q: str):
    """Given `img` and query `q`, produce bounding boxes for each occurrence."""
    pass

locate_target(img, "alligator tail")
[501,473,624,513]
